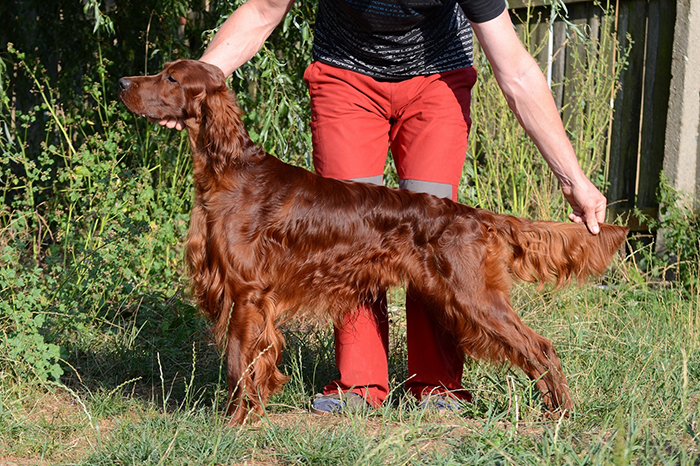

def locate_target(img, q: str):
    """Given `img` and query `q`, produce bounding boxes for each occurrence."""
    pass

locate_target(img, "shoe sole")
[310,406,334,415]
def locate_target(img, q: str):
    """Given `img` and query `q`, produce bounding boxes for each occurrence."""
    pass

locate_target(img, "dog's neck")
[185,98,266,194]
[184,118,201,149]
[184,120,210,190]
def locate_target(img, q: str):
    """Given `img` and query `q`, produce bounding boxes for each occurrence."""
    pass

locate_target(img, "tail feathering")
[504,221,628,287]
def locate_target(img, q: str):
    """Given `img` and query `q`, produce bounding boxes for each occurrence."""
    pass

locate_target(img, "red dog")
[119,59,628,425]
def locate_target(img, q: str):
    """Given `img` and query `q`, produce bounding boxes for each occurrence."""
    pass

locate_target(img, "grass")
[1,271,699,465]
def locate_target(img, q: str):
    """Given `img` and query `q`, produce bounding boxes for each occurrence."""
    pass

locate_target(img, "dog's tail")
[489,214,628,288]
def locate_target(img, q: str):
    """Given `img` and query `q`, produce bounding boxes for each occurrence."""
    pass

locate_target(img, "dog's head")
[120,59,251,176]
[118,59,227,123]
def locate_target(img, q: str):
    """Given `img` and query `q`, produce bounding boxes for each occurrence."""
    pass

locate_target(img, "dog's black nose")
[118,78,131,92]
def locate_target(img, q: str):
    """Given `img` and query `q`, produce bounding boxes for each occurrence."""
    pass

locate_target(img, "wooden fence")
[510,0,675,230]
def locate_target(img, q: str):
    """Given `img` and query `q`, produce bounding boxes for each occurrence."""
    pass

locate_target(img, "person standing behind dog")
[160,0,608,413]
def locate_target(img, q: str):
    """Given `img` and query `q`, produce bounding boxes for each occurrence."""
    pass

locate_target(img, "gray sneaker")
[310,392,371,415]
[418,393,464,412]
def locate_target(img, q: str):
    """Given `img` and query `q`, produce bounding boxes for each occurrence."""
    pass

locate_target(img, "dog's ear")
[175,62,246,176]
[200,86,246,176]
[181,62,225,122]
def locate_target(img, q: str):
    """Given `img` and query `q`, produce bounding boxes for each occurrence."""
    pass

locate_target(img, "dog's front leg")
[225,299,289,425]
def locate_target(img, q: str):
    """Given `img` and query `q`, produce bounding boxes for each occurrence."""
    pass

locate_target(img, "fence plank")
[637,0,675,210]
[551,19,567,108]
[607,0,648,210]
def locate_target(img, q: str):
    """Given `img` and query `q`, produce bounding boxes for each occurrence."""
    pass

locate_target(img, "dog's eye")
[166,75,178,84]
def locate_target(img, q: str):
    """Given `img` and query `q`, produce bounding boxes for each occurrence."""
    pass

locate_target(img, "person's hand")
[149,117,185,131]
[561,178,607,235]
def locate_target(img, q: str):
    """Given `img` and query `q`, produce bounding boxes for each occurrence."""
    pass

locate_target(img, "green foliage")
[0,46,193,381]
[647,173,700,291]
[0,249,63,381]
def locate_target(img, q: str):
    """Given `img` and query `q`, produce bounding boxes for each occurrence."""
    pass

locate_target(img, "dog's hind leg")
[450,288,574,416]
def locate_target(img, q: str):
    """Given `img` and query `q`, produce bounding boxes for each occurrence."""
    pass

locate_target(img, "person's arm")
[200,0,296,76]
[471,10,607,234]
[159,0,295,129]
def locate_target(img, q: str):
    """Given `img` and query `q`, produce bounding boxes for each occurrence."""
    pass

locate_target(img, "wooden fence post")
[663,0,700,211]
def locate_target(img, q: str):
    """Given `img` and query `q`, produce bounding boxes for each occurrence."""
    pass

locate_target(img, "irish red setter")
[119,59,628,425]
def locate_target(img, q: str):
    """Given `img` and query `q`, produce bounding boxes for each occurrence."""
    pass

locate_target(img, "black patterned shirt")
[313,0,506,80]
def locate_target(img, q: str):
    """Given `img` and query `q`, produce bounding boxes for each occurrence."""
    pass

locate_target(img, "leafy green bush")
[0,246,63,381]
[649,174,700,292]
[0,46,193,381]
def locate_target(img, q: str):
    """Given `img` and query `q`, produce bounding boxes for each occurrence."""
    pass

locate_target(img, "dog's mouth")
[127,110,161,121]
[118,93,162,121]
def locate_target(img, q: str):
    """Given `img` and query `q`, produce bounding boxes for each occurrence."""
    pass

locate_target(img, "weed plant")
[649,174,700,292]
[1,0,699,464]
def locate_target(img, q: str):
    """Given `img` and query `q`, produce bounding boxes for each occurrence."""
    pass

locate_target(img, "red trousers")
[304,61,477,406]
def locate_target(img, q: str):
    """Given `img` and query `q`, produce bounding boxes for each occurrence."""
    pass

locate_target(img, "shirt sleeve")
[457,0,506,23]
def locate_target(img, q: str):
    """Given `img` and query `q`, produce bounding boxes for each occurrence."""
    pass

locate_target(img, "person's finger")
[582,200,605,234]
[567,201,602,234]
[568,212,583,224]
[585,214,600,235]
[159,118,184,130]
